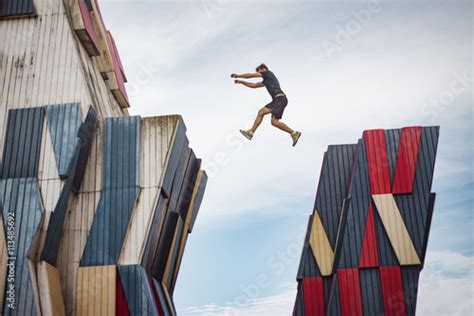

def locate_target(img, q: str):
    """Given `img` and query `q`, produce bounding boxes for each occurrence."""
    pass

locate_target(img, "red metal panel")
[337,269,363,316]
[116,273,130,316]
[107,31,129,104]
[359,204,379,268]
[78,0,99,49]
[380,267,407,316]
[303,277,325,316]
[150,278,165,316]
[364,129,391,194]
[392,127,422,194]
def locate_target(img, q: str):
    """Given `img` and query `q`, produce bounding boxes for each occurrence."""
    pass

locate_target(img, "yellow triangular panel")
[372,194,421,265]
[309,211,334,276]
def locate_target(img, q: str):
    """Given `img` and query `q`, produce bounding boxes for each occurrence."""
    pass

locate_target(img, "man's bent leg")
[271,118,294,134]
[250,107,272,133]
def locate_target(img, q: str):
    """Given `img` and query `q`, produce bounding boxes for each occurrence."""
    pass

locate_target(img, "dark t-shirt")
[261,70,284,99]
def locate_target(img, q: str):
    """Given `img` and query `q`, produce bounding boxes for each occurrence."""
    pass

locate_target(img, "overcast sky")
[101,1,473,314]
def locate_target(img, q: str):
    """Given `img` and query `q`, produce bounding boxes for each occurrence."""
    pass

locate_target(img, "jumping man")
[231,63,302,146]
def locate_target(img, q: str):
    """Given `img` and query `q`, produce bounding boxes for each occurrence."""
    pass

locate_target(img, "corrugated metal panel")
[326,274,341,316]
[392,127,422,194]
[0,108,44,178]
[151,278,176,316]
[72,106,98,192]
[168,144,191,213]
[177,151,201,219]
[303,277,325,316]
[118,265,159,316]
[358,204,379,268]
[0,0,35,18]
[314,145,357,248]
[150,211,180,280]
[401,267,420,316]
[116,272,131,316]
[292,282,304,316]
[37,261,65,315]
[106,31,129,108]
[0,178,43,316]
[359,268,384,315]
[379,266,407,316]
[309,212,334,276]
[364,129,392,194]
[45,103,82,178]
[297,215,321,279]
[76,265,116,316]
[337,268,363,316]
[164,217,185,293]
[188,170,208,233]
[384,129,401,184]
[374,203,399,266]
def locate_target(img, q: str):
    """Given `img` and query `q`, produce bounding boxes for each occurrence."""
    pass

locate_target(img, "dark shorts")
[265,95,288,119]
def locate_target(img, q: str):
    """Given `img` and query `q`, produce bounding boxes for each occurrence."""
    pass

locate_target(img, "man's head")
[256,63,269,73]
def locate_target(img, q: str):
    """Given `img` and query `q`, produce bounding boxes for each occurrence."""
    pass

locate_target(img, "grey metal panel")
[177,151,201,219]
[401,267,420,316]
[296,215,321,279]
[45,103,82,178]
[151,211,180,280]
[141,192,167,273]
[188,171,207,233]
[0,178,42,316]
[0,108,44,179]
[326,275,341,316]
[384,129,401,184]
[118,265,159,316]
[103,116,141,190]
[360,269,384,315]
[168,143,190,213]
[161,118,187,198]
[293,282,304,316]
[80,187,139,266]
[0,0,35,18]
[166,217,185,293]
[315,145,357,248]
[374,203,399,266]
[72,106,98,192]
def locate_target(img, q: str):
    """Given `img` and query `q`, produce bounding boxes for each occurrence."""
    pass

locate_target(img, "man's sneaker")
[291,131,301,147]
[240,129,253,140]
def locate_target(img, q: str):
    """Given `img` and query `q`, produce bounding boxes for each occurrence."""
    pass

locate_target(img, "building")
[294,127,439,316]
[0,0,207,315]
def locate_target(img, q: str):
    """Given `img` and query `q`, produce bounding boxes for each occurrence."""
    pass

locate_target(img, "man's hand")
[231,73,239,78]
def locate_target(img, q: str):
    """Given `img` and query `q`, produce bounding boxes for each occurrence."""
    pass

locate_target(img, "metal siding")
[401,267,420,316]
[72,106,98,192]
[118,265,159,316]
[392,127,422,194]
[374,202,399,266]
[151,211,180,280]
[360,268,384,315]
[1,108,44,179]
[188,170,207,233]
[165,217,185,293]
[177,151,201,219]
[358,204,379,268]
[0,0,35,17]
[293,282,304,316]
[379,266,407,316]
[45,103,82,178]
[337,268,363,316]
[0,178,43,316]
[297,215,321,279]
[364,129,392,195]
[168,143,191,213]
[151,278,174,316]
[384,129,401,185]
[326,274,341,316]
[116,273,131,316]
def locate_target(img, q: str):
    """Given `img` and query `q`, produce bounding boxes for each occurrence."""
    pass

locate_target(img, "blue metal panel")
[168,143,190,213]
[177,151,201,219]
[72,106,98,192]
[315,145,357,248]
[293,282,304,316]
[374,202,399,266]
[0,108,44,179]
[0,178,42,316]
[103,116,140,190]
[45,104,82,178]
[360,268,384,315]
[326,274,341,316]
[151,278,175,316]
[166,217,185,293]
[384,129,401,184]
[118,265,159,316]
[161,118,187,198]
[297,215,321,279]
[0,0,35,18]
[188,170,207,233]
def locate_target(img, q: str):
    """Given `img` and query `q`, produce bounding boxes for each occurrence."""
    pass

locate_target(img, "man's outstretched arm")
[235,80,264,89]
[231,72,262,79]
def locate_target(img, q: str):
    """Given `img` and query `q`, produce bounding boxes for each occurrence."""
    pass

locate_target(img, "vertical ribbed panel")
[360,269,384,315]
[303,277,325,316]
[358,204,379,268]
[118,265,159,316]
[37,261,65,315]
[188,170,208,233]
[168,144,191,213]
[45,104,82,178]
[392,127,422,194]
[337,268,363,316]
[293,282,304,316]
[150,211,180,280]
[0,0,35,18]
[297,215,321,279]
[116,272,130,316]
[80,116,140,266]
[384,129,401,184]
[326,275,341,316]
[164,217,185,293]
[380,266,407,316]
[0,178,43,316]
[177,150,201,219]
[76,266,116,316]
[401,267,421,316]
[151,278,176,316]
[314,145,357,247]
[0,108,44,179]
[364,129,391,194]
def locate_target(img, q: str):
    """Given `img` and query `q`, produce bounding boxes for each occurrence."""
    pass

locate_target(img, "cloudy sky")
[101,0,472,314]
